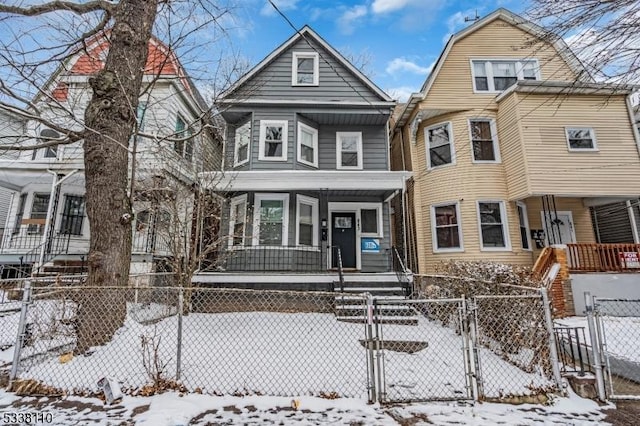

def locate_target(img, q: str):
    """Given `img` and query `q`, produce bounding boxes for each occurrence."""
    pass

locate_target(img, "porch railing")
[389,246,412,296]
[567,243,640,273]
[216,245,329,272]
[532,247,555,281]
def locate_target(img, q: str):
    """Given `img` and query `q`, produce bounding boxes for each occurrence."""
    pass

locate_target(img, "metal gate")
[593,297,640,399]
[373,297,474,403]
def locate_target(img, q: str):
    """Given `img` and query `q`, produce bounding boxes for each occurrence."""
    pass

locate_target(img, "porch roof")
[201,170,412,195]
[0,160,84,190]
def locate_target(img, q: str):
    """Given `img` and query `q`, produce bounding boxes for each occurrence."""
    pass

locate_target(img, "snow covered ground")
[5,301,554,400]
[0,387,613,425]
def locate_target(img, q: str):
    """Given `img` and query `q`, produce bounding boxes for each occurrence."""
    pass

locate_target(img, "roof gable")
[221,26,392,103]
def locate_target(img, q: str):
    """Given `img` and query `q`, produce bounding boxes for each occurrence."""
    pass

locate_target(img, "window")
[361,207,382,236]
[471,59,540,92]
[477,201,510,250]
[13,194,27,234]
[60,195,85,235]
[136,210,150,232]
[228,195,247,247]
[253,194,289,246]
[517,202,531,250]
[234,121,251,166]
[33,128,59,160]
[431,203,462,251]
[296,195,318,246]
[336,132,363,170]
[425,122,454,169]
[259,120,288,161]
[28,193,50,235]
[297,122,318,167]
[174,114,194,162]
[292,52,319,86]
[469,119,500,162]
[565,127,597,151]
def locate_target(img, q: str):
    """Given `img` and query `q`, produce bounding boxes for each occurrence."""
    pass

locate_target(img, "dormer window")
[471,59,539,92]
[292,52,319,86]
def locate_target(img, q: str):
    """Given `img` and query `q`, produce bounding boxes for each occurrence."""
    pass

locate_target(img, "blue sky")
[225,0,528,101]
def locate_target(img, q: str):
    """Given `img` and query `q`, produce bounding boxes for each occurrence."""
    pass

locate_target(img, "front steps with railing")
[333,279,419,325]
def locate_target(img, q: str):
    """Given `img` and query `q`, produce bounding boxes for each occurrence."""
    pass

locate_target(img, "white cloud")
[260,0,299,17]
[442,9,482,43]
[386,57,433,75]
[371,0,411,14]
[385,86,418,102]
[337,5,368,35]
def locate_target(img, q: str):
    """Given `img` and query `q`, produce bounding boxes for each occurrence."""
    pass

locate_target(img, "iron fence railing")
[216,245,330,272]
[554,326,591,376]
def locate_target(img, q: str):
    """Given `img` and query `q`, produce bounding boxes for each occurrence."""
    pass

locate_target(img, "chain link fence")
[7,284,371,399]
[594,297,640,399]
[2,273,566,403]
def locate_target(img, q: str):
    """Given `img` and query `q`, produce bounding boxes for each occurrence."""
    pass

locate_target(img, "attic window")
[471,59,539,92]
[292,52,319,86]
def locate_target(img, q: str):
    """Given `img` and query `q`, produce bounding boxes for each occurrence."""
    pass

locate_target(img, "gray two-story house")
[195,26,411,290]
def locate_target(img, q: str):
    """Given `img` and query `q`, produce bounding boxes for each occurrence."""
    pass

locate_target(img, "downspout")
[38,169,79,268]
[625,95,640,157]
[627,200,640,244]
[2,191,15,250]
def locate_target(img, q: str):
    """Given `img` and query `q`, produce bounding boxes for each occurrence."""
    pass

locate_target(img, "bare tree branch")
[0,1,114,17]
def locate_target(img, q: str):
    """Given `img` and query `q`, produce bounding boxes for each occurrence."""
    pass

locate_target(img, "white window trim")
[297,122,318,168]
[425,122,455,170]
[565,127,598,152]
[336,131,363,170]
[430,201,464,253]
[228,194,247,248]
[468,118,501,163]
[258,120,288,162]
[252,193,289,246]
[470,58,541,93]
[476,200,511,251]
[516,201,532,251]
[360,205,383,238]
[296,195,319,247]
[292,51,319,86]
[233,121,251,167]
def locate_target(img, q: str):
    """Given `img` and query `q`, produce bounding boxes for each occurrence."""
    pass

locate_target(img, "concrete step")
[336,315,419,325]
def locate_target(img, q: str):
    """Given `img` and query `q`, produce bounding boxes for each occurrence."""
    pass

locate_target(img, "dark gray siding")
[232,37,383,103]
[218,191,392,272]
[224,108,389,171]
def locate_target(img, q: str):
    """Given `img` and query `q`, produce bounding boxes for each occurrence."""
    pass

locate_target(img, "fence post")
[540,288,564,393]
[461,296,479,401]
[470,297,484,399]
[365,293,376,403]
[10,279,32,381]
[584,292,607,401]
[176,287,184,382]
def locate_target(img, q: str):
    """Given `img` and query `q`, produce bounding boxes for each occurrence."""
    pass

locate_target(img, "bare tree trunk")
[76,0,157,353]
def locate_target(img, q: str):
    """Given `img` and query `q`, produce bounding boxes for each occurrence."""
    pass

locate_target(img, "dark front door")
[332,212,356,269]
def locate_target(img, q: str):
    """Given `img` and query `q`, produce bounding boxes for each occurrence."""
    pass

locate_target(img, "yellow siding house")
[391,8,640,273]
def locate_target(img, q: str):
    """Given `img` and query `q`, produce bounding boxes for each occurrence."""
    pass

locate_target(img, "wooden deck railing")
[566,243,640,273]
[532,247,555,280]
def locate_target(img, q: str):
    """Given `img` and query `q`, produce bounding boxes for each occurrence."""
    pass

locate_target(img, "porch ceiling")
[0,160,85,190]
[200,170,411,196]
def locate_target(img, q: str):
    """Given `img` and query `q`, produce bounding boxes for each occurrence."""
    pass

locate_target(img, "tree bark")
[76,0,157,353]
